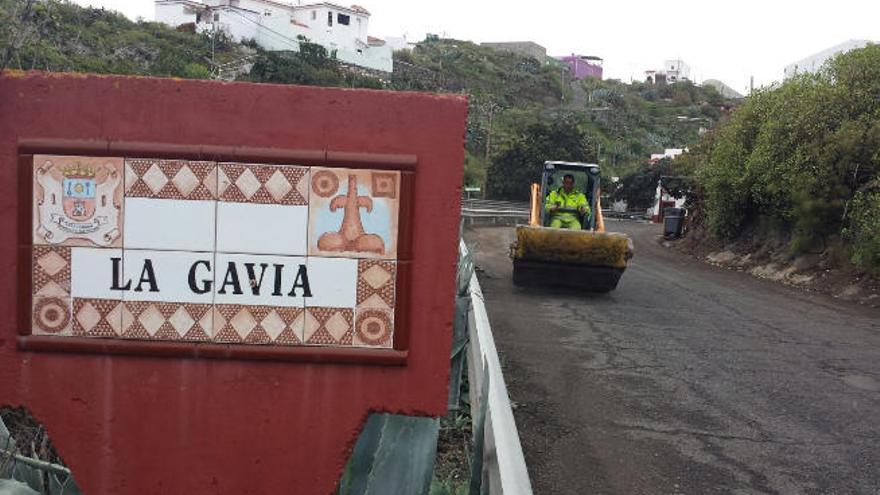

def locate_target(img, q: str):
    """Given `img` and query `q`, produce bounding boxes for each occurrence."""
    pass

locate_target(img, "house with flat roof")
[155,0,392,72]
[554,54,603,80]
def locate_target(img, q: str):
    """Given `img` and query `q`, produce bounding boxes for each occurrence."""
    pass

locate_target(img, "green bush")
[845,185,880,275]
[690,43,880,274]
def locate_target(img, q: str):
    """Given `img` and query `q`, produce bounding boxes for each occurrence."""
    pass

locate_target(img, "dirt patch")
[433,411,472,488]
[668,219,879,308]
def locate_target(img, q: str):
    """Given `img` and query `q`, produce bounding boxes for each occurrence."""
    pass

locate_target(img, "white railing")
[462,242,533,495]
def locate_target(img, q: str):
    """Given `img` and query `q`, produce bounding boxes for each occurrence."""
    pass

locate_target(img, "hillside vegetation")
[678,44,880,276]
[1,0,736,199]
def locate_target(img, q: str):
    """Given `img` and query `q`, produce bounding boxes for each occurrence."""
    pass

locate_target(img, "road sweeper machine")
[511,161,633,292]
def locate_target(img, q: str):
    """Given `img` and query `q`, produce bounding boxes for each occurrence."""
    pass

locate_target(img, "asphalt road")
[464,221,880,495]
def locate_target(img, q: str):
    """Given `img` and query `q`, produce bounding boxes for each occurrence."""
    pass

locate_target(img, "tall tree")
[486,111,598,200]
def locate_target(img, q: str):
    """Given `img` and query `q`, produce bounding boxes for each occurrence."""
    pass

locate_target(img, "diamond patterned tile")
[125,159,217,200]
[33,246,71,297]
[213,304,305,345]
[121,301,212,342]
[72,298,124,338]
[303,307,353,346]
[217,163,308,205]
[356,260,396,310]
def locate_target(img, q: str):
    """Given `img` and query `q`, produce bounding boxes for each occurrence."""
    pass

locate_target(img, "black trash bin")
[663,207,685,237]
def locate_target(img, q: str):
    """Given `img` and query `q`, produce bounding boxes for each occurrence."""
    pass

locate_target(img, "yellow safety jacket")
[544,187,590,219]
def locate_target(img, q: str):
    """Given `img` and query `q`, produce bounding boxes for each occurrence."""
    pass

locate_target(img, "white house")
[650,179,686,223]
[154,0,393,72]
[783,39,873,79]
[649,148,687,164]
[384,36,416,52]
[645,59,691,84]
[664,59,690,83]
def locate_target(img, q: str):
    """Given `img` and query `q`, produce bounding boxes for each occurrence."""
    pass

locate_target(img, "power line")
[223,8,302,51]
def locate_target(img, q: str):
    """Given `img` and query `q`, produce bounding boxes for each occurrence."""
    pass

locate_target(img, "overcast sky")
[73,0,878,94]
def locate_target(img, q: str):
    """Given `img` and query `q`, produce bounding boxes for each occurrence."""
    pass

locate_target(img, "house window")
[338,13,350,25]
[311,10,316,20]
[327,11,333,26]
[213,12,219,22]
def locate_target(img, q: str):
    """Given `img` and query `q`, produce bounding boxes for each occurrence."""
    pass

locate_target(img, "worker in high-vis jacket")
[545,173,590,229]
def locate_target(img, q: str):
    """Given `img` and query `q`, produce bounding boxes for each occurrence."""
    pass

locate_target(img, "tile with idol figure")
[307,167,399,260]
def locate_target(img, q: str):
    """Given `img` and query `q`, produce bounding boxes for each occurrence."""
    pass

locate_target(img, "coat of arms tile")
[33,155,124,247]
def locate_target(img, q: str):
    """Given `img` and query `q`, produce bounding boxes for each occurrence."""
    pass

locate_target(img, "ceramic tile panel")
[27,155,407,351]
[307,168,400,259]
[216,202,308,256]
[33,155,125,248]
[217,163,308,205]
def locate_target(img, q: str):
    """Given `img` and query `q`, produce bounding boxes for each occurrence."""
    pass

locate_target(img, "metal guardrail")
[461,199,650,225]
[461,200,530,226]
[460,241,533,495]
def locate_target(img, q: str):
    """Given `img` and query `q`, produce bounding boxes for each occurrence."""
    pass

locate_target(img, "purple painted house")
[556,55,603,80]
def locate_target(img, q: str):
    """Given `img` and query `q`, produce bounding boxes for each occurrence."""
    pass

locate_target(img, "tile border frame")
[18,155,34,337]
[16,146,416,364]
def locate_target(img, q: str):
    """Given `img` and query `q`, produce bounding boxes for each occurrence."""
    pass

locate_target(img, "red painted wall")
[0,72,467,494]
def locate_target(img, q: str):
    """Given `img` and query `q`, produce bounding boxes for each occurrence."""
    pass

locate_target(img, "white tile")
[70,247,125,300]
[216,202,308,256]
[124,198,215,251]
[305,257,358,309]
[123,249,214,304]
[213,253,308,308]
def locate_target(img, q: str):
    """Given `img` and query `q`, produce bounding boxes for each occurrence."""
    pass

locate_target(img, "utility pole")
[485,106,495,159]
[211,16,217,68]
[483,101,499,200]
[561,64,566,101]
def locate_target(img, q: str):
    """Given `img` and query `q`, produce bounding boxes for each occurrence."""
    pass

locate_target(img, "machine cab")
[537,161,602,230]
